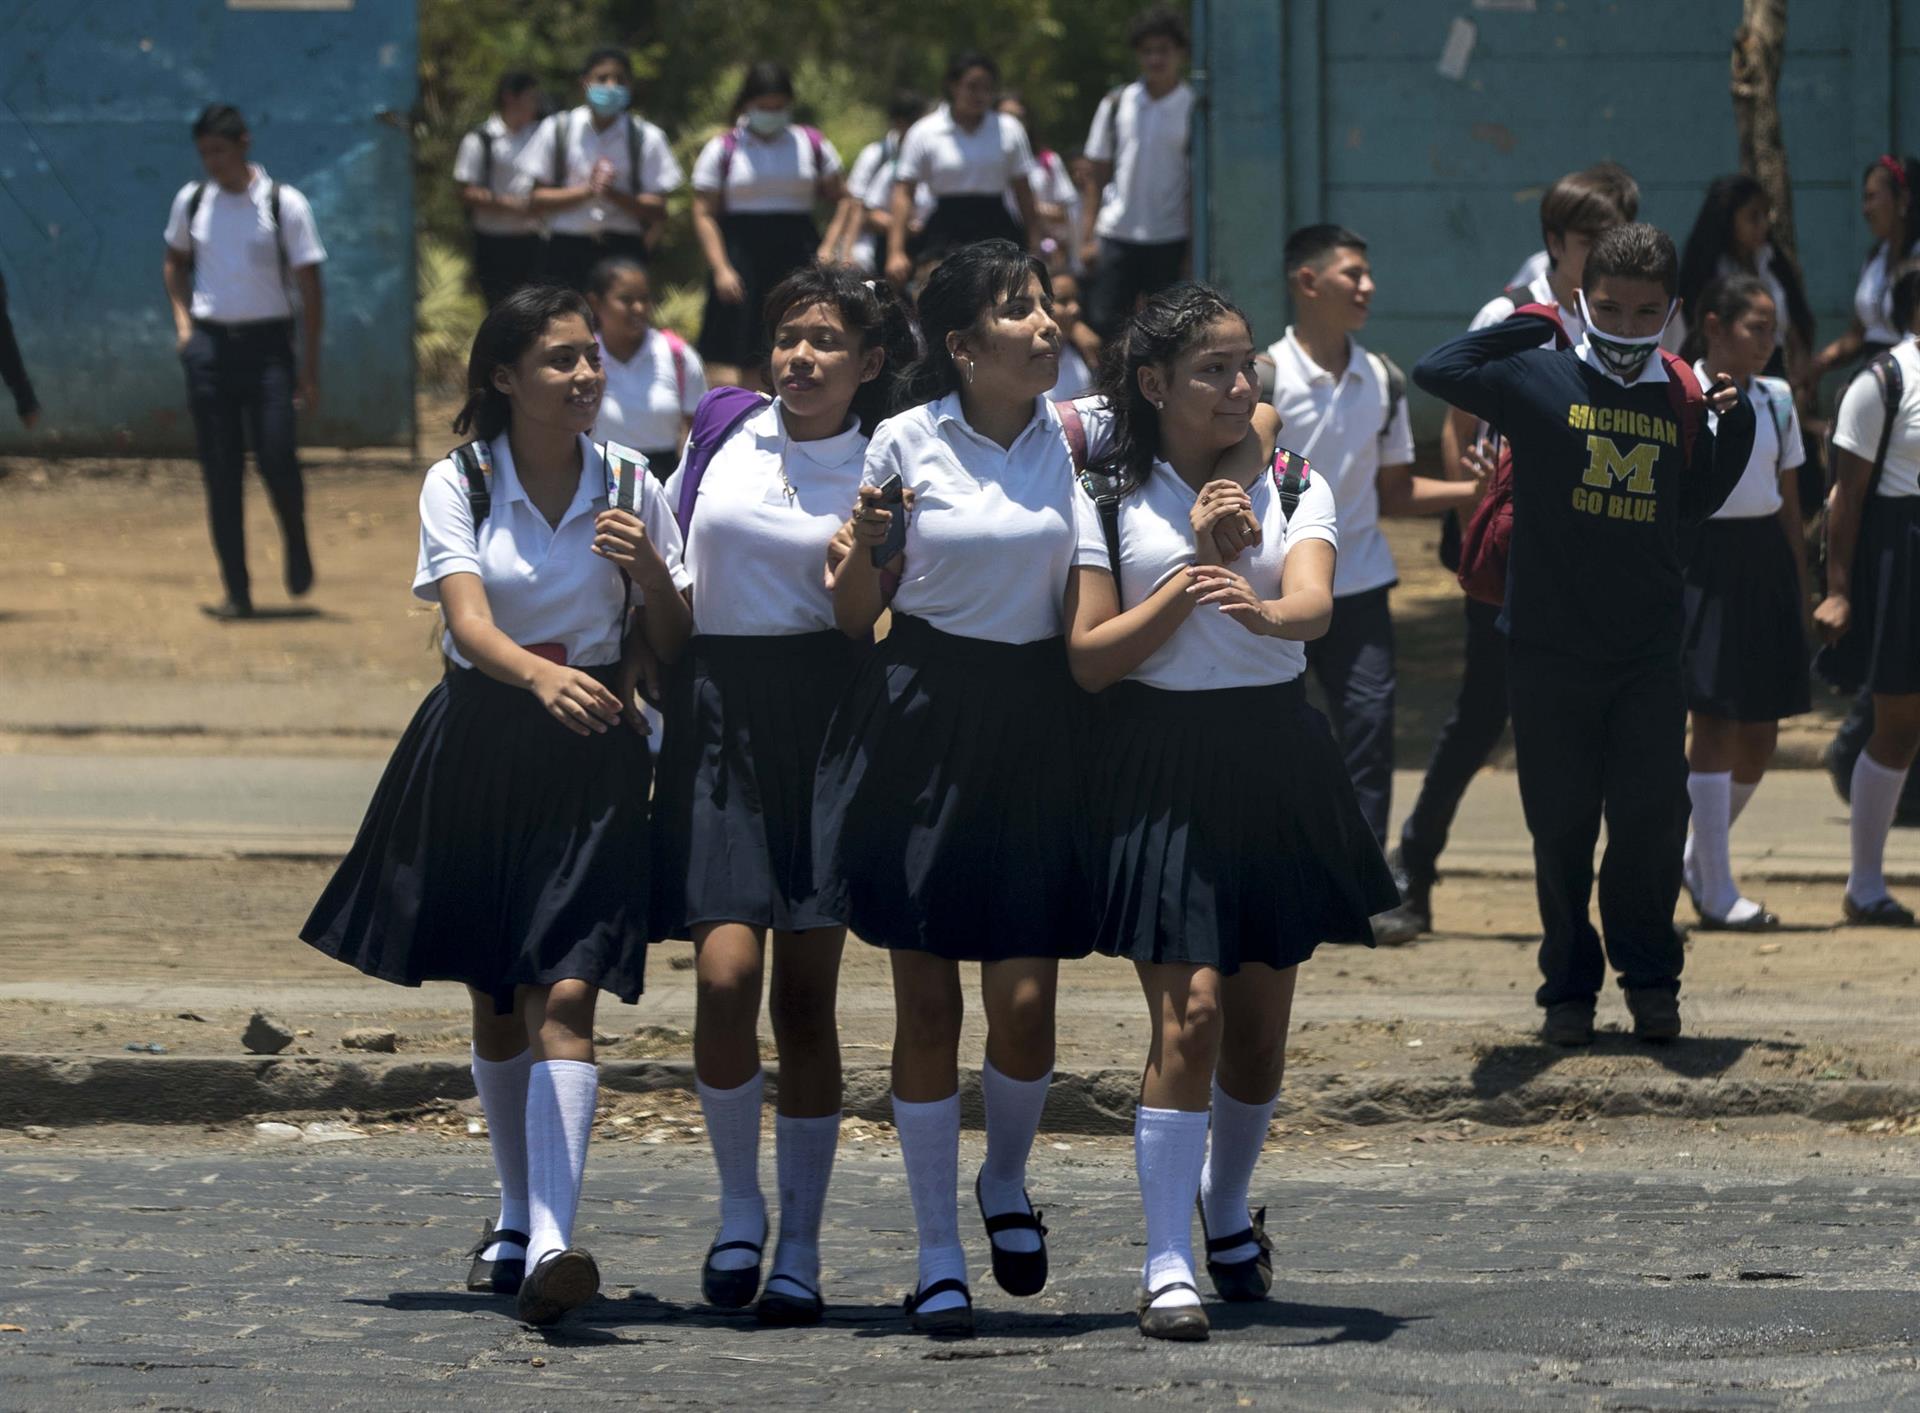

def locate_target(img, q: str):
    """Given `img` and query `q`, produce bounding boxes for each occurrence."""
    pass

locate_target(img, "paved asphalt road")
[7,1135,1920,1410]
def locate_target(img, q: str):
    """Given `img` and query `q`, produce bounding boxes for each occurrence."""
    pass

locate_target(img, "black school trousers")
[1305,584,1396,846]
[1086,237,1188,338]
[472,233,545,308]
[1507,641,1688,1008]
[180,318,305,609]
[1398,596,1510,878]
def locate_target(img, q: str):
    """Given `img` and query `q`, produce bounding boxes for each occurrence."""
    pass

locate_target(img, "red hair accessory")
[1879,154,1908,190]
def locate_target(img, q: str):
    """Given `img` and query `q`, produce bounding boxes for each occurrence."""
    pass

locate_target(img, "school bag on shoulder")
[467,125,494,193]
[1055,398,1313,600]
[186,179,289,287]
[716,125,828,208]
[659,329,692,405]
[1814,350,1905,596]
[552,110,648,194]
[674,385,771,533]
[1366,351,1407,443]
[1455,302,1705,605]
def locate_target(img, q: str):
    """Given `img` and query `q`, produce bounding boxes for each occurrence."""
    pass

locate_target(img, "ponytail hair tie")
[1881,153,1909,190]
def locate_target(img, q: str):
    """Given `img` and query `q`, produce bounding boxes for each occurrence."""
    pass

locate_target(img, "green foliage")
[415,236,486,390]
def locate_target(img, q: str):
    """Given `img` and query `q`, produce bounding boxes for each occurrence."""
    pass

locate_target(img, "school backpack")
[673,385,771,533]
[1056,398,1314,600]
[552,110,649,193]
[185,179,288,286]
[1455,302,1706,606]
[468,125,494,192]
[1813,350,1906,593]
[449,436,650,531]
[715,125,828,208]
[656,329,693,406]
[1090,82,1193,163]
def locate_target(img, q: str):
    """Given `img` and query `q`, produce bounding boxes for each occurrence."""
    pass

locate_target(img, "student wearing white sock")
[302,286,693,1327]
[1817,264,1920,927]
[1063,285,1396,1340]
[649,266,917,1325]
[1677,276,1812,931]
[818,243,1097,1337]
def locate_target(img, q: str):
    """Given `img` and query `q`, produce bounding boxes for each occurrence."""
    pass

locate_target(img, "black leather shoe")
[1845,894,1917,928]
[1136,1281,1210,1341]
[903,1277,973,1337]
[1624,987,1682,1043]
[201,598,253,621]
[1197,1202,1274,1302]
[515,1247,600,1326]
[975,1172,1048,1297]
[1692,904,1781,933]
[1541,1000,1596,1047]
[465,1219,528,1295]
[285,535,314,598]
[756,1275,824,1327]
[701,1225,766,1309]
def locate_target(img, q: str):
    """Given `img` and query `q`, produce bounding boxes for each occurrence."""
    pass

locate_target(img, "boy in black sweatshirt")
[1413,223,1755,1046]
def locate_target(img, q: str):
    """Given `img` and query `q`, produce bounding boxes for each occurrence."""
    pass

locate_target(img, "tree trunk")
[1731,0,1795,264]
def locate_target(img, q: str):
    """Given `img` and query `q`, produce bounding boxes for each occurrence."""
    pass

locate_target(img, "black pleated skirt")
[1680,516,1812,721]
[300,666,652,1013]
[910,195,1024,261]
[697,212,820,369]
[1089,679,1397,972]
[651,630,866,939]
[1817,497,1920,695]
[811,614,1094,961]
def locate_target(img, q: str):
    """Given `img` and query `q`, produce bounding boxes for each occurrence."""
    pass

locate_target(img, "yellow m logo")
[1581,435,1658,495]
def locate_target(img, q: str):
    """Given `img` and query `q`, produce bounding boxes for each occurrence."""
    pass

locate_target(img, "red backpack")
[1456,303,1706,606]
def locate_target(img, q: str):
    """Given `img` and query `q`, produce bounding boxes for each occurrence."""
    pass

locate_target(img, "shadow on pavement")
[1208,1296,1424,1346]
[1469,1034,1800,1095]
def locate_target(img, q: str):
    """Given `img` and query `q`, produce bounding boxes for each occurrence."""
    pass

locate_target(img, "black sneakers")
[1624,988,1682,1043]
[1540,1000,1596,1047]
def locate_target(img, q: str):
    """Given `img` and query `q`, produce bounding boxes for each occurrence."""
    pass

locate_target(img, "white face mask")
[1577,290,1674,380]
[745,106,791,137]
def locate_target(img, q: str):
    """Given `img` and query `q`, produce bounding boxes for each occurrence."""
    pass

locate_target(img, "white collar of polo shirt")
[487,434,607,527]
[930,392,1058,456]
[1279,326,1362,389]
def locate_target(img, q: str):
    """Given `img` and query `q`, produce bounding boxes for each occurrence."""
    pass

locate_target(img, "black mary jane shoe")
[974,1172,1048,1297]
[701,1226,767,1309]
[755,1275,825,1327]
[1136,1281,1210,1342]
[1197,1202,1274,1303]
[1846,894,1918,928]
[515,1247,600,1327]
[465,1219,529,1295]
[903,1277,974,1338]
[1692,904,1781,933]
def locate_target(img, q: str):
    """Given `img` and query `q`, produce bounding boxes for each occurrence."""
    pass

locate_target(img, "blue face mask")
[745,106,791,137]
[586,83,630,118]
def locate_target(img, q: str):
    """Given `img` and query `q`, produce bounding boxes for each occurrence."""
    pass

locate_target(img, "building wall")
[0,0,416,453]
[1198,0,1913,439]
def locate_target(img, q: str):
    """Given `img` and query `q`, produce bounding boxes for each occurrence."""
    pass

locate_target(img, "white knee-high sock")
[1686,771,1760,922]
[1135,1106,1208,1309]
[524,1059,598,1271]
[1849,752,1911,904]
[977,1060,1051,1255]
[697,1071,767,1271]
[1199,1080,1276,1267]
[892,1092,966,1314]
[767,1111,840,1297]
[471,1047,532,1259]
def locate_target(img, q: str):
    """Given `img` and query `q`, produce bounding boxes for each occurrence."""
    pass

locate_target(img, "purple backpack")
[675,385,770,533]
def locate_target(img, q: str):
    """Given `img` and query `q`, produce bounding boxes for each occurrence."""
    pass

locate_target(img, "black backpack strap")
[268,180,290,293]
[1866,351,1905,500]
[1075,467,1126,599]
[628,114,642,194]
[475,125,493,191]
[552,111,569,187]
[1272,448,1312,524]
[450,440,493,530]
[183,181,207,266]
[1374,353,1406,441]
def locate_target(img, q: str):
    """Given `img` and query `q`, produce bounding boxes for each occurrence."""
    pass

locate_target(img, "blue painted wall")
[1198,0,1915,440]
[0,0,416,453]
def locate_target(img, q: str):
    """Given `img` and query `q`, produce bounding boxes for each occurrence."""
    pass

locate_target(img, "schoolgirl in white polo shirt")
[453,71,547,308]
[649,265,918,1328]
[1065,283,1395,1341]
[586,256,705,477]
[816,241,1083,1337]
[302,286,692,1329]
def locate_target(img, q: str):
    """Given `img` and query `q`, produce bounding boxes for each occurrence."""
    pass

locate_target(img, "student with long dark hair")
[1065,284,1393,1340]
[651,265,915,1326]
[1671,174,1815,374]
[691,63,845,391]
[815,241,1081,1337]
[301,285,693,1327]
[884,53,1041,284]
[1811,156,1920,380]
[1679,275,1810,931]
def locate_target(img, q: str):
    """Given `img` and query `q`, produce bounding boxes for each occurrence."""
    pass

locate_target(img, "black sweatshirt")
[0,272,37,422]
[1414,312,1755,661]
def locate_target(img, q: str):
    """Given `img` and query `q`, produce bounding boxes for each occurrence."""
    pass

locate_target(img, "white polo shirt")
[1084,79,1192,245]
[1854,239,1920,346]
[896,105,1034,198]
[596,330,706,455]
[1833,335,1920,497]
[1469,272,1586,342]
[514,108,683,236]
[452,114,544,237]
[162,166,326,323]
[691,123,842,215]
[1265,329,1413,598]
[416,433,691,669]
[865,393,1083,643]
[673,400,868,636]
[1073,455,1338,690]
[1697,366,1804,519]
[1055,343,1095,400]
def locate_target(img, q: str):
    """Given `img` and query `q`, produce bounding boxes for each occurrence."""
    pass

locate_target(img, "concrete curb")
[4,1053,1916,1133]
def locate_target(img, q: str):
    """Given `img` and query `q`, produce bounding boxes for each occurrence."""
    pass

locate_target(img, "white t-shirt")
[1084,80,1193,245]
[672,400,868,636]
[691,123,842,214]
[1854,239,1920,346]
[513,108,683,236]
[162,167,326,323]
[415,433,691,669]
[1833,335,1920,498]
[865,393,1082,643]
[896,105,1034,199]
[1697,365,1804,519]
[1055,343,1095,401]
[596,330,706,454]
[1073,456,1338,690]
[453,114,544,237]
[1265,329,1413,598]
[1469,271,1586,342]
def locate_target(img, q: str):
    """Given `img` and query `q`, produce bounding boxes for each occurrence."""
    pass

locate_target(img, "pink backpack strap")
[1659,351,1705,464]
[802,124,826,181]
[1055,398,1088,471]
[660,329,689,405]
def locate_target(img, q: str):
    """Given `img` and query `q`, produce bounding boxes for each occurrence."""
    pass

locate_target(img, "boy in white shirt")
[162,104,327,621]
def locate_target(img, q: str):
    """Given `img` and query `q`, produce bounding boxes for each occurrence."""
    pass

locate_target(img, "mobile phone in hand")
[870,473,908,567]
